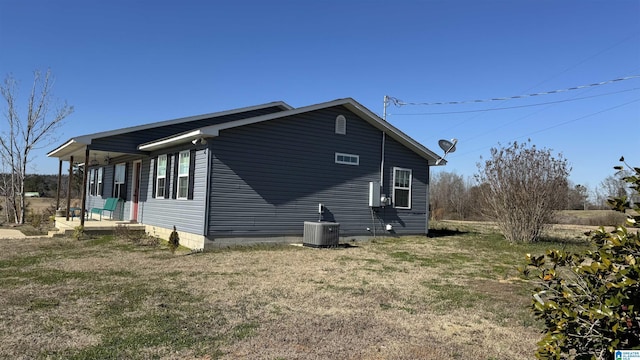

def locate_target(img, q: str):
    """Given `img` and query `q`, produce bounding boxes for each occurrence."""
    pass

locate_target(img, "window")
[177,151,190,199]
[89,169,96,196]
[113,163,126,199]
[335,115,346,134]
[97,167,103,196]
[393,167,412,209]
[335,152,359,166]
[88,167,103,196]
[156,155,167,198]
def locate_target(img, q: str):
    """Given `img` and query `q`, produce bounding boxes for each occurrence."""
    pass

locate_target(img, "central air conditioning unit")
[303,221,340,248]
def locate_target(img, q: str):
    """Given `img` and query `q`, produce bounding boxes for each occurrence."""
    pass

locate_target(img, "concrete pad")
[0,229,27,239]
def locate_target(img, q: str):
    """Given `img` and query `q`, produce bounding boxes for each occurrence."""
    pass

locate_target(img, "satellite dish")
[435,138,458,165]
[438,138,457,153]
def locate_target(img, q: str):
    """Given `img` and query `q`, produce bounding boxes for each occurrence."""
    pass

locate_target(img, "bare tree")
[597,171,631,208]
[566,183,590,210]
[0,69,74,224]
[475,140,570,243]
[430,171,469,219]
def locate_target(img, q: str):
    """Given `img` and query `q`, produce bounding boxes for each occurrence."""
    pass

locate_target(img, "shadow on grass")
[427,228,469,238]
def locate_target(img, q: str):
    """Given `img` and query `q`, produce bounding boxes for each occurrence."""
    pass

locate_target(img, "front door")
[132,161,141,222]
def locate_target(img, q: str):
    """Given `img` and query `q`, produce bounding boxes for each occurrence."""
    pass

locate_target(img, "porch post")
[66,156,73,221]
[56,160,62,211]
[80,148,89,227]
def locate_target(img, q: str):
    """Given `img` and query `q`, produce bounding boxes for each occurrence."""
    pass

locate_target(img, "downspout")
[380,132,385,186]
[203,146,212,238]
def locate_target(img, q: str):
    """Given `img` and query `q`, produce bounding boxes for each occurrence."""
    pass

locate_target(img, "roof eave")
[138,128,219,152]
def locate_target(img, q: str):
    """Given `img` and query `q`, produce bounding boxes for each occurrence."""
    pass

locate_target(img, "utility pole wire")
[389,75,640,107]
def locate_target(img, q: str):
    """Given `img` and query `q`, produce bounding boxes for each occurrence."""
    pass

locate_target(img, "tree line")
[431,162,636,221]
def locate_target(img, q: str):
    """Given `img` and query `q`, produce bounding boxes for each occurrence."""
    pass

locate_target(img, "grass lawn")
[0,223,594,359]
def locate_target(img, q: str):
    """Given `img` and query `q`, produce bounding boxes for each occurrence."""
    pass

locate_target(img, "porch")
[50,216,146,238]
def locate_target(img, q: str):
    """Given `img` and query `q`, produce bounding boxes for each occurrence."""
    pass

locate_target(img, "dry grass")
[0,225,595,359]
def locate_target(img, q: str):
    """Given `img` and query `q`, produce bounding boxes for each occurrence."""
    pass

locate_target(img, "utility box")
[369,181,381,207]
[303,221,340,248]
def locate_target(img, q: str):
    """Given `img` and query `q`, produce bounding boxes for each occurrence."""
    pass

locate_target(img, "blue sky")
[1,0,639,193]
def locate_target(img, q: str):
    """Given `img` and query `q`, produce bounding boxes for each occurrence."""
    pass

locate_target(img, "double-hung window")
[177,151,190,199]
[89,167,103,196]
[89,169,96,196]
[96,167,103,196]
[156,155,167,199]
[393,167,412,209]
[114,163,126,199]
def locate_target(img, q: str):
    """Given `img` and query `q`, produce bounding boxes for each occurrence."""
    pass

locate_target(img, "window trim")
[177,150,190,199]
[335,152,359,166]
[392,167,412,209]
[89,168,96,196]
[113,163,127,200]
[335,115,346,134]
[156,154,167,199]
[97,167,103,196]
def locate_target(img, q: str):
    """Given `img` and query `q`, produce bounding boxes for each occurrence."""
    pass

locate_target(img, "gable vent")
[335,115,346,134]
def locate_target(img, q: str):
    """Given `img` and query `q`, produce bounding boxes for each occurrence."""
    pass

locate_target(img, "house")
[48,98,444,249]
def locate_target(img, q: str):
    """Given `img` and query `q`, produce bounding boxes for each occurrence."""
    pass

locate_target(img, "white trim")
[156,155,167,199]
[113,163,127,199]
[138,128,219,151]
[392,167,412,209]
[335,152,359,166]
[335,115,346,134]
[130,160,142,221]
[177,150,190,199]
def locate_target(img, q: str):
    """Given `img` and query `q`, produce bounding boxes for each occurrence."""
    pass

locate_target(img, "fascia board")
[137,128,219,151]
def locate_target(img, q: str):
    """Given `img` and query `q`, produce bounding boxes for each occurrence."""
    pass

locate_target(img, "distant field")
[555,209,628,226]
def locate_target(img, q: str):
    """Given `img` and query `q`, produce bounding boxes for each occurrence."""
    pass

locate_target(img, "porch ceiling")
[47,140,131,166]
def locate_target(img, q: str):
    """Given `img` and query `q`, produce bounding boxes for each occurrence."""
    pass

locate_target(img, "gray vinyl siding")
[88,107,285,154]
[85,161,132,221]
[206,105,429,239]
[382,136,429,234]
[137,148,208,235]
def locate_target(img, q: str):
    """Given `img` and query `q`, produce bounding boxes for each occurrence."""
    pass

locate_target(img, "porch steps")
[51,217,146,238]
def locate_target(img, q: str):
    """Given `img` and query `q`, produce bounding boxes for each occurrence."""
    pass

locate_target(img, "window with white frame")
[97,167,103,196]
[156,155,167,198]
[335,115,346,134]
[335,152,359,166]
[89,168,96,196]
[177,151,190,199]
[113,163,126,199]
[393,167,412,209]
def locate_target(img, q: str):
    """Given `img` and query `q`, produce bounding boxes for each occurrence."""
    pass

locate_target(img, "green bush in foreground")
[522,159,639,359]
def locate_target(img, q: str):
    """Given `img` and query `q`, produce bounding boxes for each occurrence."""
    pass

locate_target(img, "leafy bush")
[521,159,639,359]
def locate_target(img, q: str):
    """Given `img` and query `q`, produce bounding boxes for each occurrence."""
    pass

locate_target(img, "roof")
[47,101,292,161]
[139,98,443,165]
[49,98,444,166]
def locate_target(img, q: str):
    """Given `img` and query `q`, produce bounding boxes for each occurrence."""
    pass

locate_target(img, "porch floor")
[51,216,146,237]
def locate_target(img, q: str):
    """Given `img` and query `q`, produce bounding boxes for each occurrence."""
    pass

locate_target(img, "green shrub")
[521,159,639,359]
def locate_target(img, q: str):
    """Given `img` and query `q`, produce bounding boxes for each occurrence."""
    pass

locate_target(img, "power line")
[390,88,640,115]
[453,97,640,158]
[389,75,640,107]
